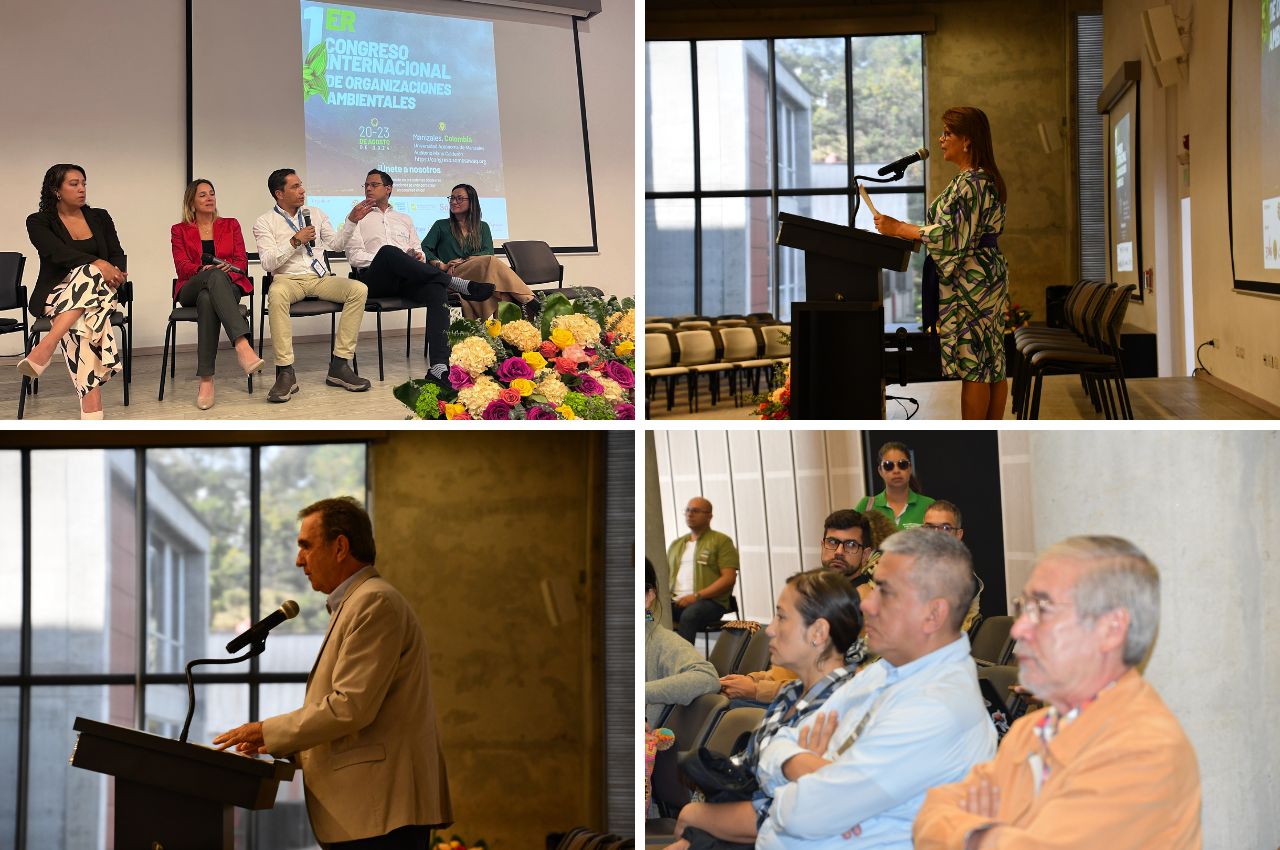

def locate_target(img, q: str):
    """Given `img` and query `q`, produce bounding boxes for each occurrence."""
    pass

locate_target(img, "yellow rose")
[510,378,535,397]
[556,404,577,420]
[615,340,634,357]
[549,327,576,349]
[443,403,466,420]
[522,351,548,371]
[485,319,502,338]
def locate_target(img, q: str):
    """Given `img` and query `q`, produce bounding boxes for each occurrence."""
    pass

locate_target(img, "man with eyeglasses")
[345,169,496,381]
[914,536,1202,850]
[921,500,982,631]
[752,528,995,850]
[666,497,740,644]
[721,508,872,708]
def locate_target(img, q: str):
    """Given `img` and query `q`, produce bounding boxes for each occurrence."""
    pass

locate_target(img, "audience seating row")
[706,622,770,678]
[1011,279,1137,419]
[645,325,790,412]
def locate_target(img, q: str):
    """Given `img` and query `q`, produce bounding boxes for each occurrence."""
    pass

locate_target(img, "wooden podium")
[776,212,914,419]
[71,716,297,850]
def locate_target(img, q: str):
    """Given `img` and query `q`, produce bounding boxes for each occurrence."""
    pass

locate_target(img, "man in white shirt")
[751,528,996,850]
[346,170,495,380]
[252,168,375,402]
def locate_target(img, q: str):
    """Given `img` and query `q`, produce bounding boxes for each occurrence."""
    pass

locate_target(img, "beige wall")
[370,432,605,846]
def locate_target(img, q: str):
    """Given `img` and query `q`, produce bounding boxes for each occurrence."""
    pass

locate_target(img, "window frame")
[645,35,928,318]
[1,440,371,850]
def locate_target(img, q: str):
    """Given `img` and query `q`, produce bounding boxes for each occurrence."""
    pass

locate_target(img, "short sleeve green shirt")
[857,489,936,530]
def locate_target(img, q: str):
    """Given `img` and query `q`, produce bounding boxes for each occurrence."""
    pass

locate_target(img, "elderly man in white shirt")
[752,528,996,850]
[346,169,495,380]
[252,168,375,402]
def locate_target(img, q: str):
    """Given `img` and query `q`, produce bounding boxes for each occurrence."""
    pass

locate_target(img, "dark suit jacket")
[170,218,252,296]
[25,206,126,317]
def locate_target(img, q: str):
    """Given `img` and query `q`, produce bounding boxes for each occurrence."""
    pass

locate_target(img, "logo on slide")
[303,41,329,101]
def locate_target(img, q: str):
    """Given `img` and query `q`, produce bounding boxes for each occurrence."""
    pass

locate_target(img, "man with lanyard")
[666,497,740,644]
[345,169,496,382]
[753,529,995,850]
[913,536,1202,850]
[253,168,373,402]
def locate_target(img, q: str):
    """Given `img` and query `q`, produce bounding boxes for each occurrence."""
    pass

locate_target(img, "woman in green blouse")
[420,183,535,320]
[873,106,1009,419]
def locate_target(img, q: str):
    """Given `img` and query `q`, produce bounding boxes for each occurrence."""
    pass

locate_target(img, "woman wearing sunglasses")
[855,441,935,530]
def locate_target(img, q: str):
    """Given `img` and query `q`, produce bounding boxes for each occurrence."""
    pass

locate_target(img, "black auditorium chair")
[159,277,255,400]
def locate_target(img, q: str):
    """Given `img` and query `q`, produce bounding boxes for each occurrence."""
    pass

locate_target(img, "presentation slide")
[191,0,596,258]
[1228,0,1280,291]
[1262,0,1280,269]
[300,1,508,238]
[1106,84,1139,292]
[1113,112,1134,274]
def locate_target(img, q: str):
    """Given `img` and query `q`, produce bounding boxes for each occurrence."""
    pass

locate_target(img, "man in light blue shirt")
[754,529,996,850]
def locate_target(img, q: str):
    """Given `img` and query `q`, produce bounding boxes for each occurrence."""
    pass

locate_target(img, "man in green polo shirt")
[666,496,740,644]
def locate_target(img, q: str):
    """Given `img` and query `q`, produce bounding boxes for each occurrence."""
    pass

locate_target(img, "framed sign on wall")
[1099,61,1142,302]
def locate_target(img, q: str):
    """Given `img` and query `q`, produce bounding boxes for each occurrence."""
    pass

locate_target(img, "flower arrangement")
[394,294,636,420]
[751,362,791,420]
[430,833,488,850]
[1005,303,1032,331]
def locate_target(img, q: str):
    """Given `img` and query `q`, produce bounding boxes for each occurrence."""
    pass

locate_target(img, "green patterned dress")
[919,169,1008,382]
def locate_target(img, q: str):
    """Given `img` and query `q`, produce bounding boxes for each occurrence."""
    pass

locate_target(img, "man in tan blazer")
[215,497,451,849]
[913,535,1201,850]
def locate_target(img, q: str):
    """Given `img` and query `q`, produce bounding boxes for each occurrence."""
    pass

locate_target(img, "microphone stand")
[853,170,919,416]
[179,641,266,743]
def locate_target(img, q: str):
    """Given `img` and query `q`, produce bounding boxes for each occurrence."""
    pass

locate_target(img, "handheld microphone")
[877,147,930,177]
[301,208,315,247]
[201,253,247,276]
[225,600,299,653]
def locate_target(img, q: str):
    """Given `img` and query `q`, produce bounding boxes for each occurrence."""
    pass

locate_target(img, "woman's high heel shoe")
[17,355,49,380]
[80,410,104,420]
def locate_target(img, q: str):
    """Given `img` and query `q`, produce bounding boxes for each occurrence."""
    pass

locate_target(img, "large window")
[646,35,926,322]
[0,443,367,850]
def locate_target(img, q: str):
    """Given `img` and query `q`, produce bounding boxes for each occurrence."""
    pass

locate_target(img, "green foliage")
[774,36,923,167]
[414,383,444,419]
[302,43,329,101]
[495,300,523,324]
[149,445,367,635]
[538,293,575,337]
[446,317,486,346]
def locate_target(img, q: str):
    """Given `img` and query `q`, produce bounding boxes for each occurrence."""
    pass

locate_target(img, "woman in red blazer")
[170,179,264,409]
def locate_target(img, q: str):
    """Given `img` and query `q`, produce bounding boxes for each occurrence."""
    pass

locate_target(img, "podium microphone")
[180,601,300,743]
[225,601,300,653]
[877,147,929,177]
[301,208,315,247]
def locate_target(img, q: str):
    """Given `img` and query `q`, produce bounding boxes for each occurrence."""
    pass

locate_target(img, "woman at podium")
[874,106,1008,419]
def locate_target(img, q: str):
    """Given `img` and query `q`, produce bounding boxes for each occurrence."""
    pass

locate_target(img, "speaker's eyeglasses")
[881,459,911,472]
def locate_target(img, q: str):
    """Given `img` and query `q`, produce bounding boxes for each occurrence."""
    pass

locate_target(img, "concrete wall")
[0,1,633,357]
[1024,430,1280,849]
[370,432,606,847]
[924,0,1075,326]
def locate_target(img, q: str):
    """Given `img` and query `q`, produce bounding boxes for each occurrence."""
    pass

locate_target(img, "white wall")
[0,0,633,356]
[1104,0,1280,402]
[651,429,868,622]
[1025,430,1280,849]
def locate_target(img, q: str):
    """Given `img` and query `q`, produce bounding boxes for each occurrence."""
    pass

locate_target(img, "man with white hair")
[913,535,1202,850]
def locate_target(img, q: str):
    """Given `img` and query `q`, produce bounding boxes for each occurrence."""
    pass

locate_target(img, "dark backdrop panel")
[861,431,1006,618]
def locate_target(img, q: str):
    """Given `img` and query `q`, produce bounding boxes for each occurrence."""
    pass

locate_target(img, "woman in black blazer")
[21,163,127,419]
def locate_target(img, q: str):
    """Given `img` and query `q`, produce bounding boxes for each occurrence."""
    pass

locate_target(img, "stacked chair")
[644,315,791,412]
[1011,280,1137,419]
